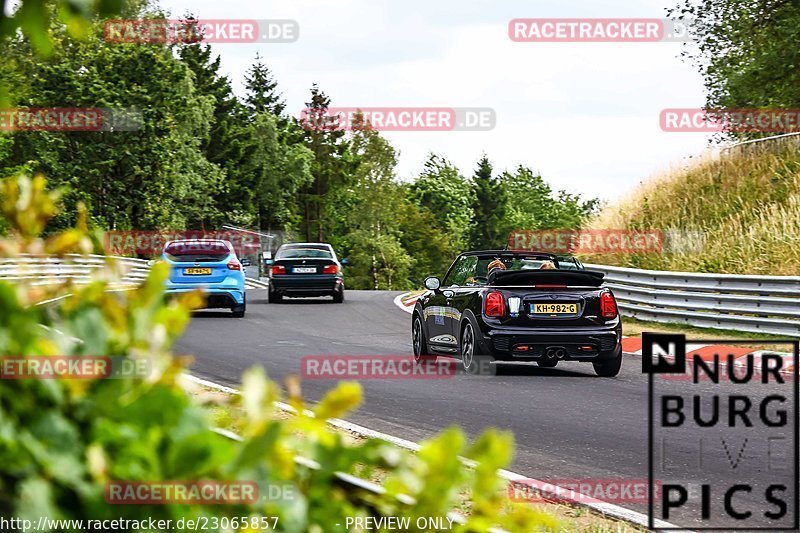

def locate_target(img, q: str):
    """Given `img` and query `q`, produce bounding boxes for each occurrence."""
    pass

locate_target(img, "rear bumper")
[477,324,622,362]
[164,285,245,307]
[270,274,342,296]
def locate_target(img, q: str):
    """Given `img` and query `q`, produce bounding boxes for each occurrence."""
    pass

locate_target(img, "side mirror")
[424,276,441,291]
[341,258,349,265]
[240,258,251,267]
[265,259,274,266]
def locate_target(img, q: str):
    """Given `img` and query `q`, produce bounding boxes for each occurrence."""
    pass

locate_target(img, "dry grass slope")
[583,137,800,274]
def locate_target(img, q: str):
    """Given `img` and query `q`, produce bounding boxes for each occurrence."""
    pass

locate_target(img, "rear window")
[164,241,231,262]
[276,246,333,260]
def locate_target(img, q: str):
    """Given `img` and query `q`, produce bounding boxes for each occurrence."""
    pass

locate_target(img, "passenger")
[539,261,556,270]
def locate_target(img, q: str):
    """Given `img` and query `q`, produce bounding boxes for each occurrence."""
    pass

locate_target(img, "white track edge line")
[180,372,688,531]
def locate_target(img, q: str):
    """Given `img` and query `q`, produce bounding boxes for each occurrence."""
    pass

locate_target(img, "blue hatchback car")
[162,239,247,317]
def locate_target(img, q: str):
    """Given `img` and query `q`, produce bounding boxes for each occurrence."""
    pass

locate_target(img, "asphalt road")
[176,289,798,530]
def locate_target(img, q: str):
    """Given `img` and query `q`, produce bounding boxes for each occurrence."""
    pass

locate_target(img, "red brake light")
[323,264,338,274]
[271,265,286,275]
[484,291,506,318]
[227,260,241,271]
[601,291,618,318]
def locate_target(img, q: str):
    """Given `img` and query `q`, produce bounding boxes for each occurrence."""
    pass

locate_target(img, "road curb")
[180,373,687,531]
[394,291,424,314]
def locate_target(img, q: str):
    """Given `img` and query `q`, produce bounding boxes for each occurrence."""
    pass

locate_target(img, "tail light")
[600,291,618,318]
[271,265,286,275]
[227,260,241,271]
[323,264,338,274]
[484,291,506,318]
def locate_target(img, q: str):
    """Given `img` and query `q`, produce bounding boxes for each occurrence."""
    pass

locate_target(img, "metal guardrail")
[0,254,150,286]
[721,131,800,152]
[586,263,800,336]
[0,254,269,290]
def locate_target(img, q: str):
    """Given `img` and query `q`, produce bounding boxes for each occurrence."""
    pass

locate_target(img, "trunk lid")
[164,241,234,283]
[486,269,612,327]
[272,258,338,275]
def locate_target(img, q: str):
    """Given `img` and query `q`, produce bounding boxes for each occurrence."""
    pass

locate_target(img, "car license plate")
[293,267,316,273]
[184,267,212,275]
[532,303,578,315]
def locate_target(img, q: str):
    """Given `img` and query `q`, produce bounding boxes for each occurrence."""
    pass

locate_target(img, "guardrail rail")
[586,263,800,337]
[0,254,150,287]
[0,254,268,290]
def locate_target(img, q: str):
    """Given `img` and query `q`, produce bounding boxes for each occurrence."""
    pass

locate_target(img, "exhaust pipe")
[545,347,568,360]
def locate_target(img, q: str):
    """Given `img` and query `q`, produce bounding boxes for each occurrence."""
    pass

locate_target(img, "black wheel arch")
[458,309,489,354]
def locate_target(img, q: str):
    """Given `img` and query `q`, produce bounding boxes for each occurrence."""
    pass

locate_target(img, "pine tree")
[244,53,286,118]
[469,155,507,249]
[298,84,351,241]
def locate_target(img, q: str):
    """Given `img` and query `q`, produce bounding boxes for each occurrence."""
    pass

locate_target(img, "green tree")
[298,84,353,242]
[469,155,507,250]
[179,41,251,227]
[408,154,475,249]
[499,166,597,234]
[243,53,286,118]
[336,116,412,290]
[245,112,314,233]
[0,19,224,231]
[397,201,455,283]
[669,0,800,139]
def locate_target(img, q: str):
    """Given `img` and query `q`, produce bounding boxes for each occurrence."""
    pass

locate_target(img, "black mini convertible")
[411,251,623,376]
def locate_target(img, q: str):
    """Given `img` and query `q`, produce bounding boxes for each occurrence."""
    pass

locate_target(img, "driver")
[466,257,506,285]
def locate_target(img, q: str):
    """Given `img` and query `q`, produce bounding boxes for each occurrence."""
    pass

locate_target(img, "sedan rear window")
[164,241,231,262]
[276,247,333,260]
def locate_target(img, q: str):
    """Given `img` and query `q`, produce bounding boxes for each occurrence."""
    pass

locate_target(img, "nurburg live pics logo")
[643,333,799,530]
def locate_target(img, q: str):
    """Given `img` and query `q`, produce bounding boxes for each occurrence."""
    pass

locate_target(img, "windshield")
[275,246,333,260]
[164,241,231,262]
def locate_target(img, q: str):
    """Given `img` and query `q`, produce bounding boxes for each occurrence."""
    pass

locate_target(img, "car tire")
[412,314,436,363]
[537,358,558,368]
[593,351,622,377]
[268,287,282,303]
[232,295,246,318]
[332,286,344,303]
[460,321,494,375]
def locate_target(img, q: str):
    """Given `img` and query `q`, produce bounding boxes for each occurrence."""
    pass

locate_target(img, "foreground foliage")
[0,173,555,531]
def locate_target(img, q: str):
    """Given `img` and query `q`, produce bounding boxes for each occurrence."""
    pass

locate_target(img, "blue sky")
[154,0,711,201]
